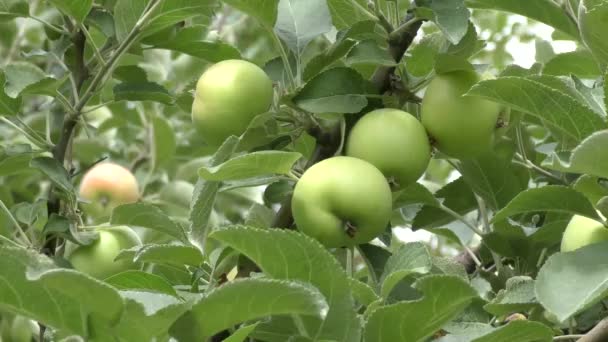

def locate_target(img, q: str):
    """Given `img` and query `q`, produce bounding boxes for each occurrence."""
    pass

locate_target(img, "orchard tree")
[1,0,608,341]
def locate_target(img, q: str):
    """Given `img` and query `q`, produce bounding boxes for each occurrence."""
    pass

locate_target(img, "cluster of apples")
[191,60,505,247]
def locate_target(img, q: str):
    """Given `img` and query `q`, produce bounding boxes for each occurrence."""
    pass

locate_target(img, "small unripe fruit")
[292,156,393,247]
[66,226,142,279]
[421,70,502,159]
[192,59,273,146]
[346,109,431,188]
[561,215,608,252]
[79,162,139,220]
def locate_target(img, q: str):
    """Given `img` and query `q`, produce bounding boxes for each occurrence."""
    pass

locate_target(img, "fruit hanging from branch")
[346,108,431,189]
[192,59,274,146]
[421,70,504,159]
[291,156,393,248]
[79,162,140,220]
[65,226,142,279]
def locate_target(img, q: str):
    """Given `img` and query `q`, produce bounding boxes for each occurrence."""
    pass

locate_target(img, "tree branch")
[579,318,608,342]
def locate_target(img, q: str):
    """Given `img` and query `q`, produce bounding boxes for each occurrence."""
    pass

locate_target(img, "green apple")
[346,109,431,188]
[421,70,502,159]
[192,59,273,146]
[291,156,393,247]
[66,226,142,279]
[561,215,608,252]
[79,162,139,220]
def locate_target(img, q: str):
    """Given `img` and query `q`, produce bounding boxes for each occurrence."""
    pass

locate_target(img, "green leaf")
[459,151,526,210]
[113,82,173,104]
[151,114,176,169]
[4,62,57,98]
[393,182,440,209]
[380,242,433,298]
[543,50,602,78]
[364,275,478,342]
[417,0,471,44]
[112,291,188,340]
[441,320,554,342]
[105,271,179,297]
[30,157,73,193]
[405,32,447,77]
[149,26,241,62]
[190,137,239,245]
[536,241,608,322]
[345,39,396,67]
[349,278,380,307]
[0,0,29,20]
[211,226,361,341]
[170,278,328,339]
[326,0,374,30]
[114,0,217,42]
[467,77,606,143]
[0,71,21,115]
[198,151,302,181]
[0,246,88,336]
[303,20,377,80]
[483,276,538,316]
[274,0,333,54]
[492,186,600,223]
[413,178,476,229]
[49,0,92,23]
[110,203,188,242]
[222,0,279,28]
[579,0,608,68]
[0,151,38,176]
[542,131,608,179]
[293,67,372,113]
[465,0,579,39]
[28,268,124,323]
[128,244,204,267]
[224,322,261,342]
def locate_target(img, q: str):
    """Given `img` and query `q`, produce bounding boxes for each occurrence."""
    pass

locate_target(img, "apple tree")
[0,0,608,341]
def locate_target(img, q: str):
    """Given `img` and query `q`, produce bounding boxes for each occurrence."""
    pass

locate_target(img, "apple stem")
[344,221,358,238]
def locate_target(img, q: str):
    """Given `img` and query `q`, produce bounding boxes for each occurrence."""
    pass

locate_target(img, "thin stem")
[439,204,485,236]
[0,232,25,248]
[28,15,68,35]
[0,117,48,149]
[389,18,423,42]
[464,246,483,268]
[351,0,378,21]
[553,336,584,341]
[346,246,354,277]
[476,195,504,274]
[513,153,567,185]
[55,91,76,114]
[356,245,378,288]
[77,22,105,66]
[0,199,33,247]
[292,315,310,338]
[73,0,163,114]
[267,27,296,89]
[80,101,116,114]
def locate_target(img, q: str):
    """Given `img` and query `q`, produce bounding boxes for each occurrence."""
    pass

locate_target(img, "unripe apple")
[291,156,393,247]
[66,226,142,279]
[561,215,608,252]
[421,70,502,159]
[8,316,35,342]
[79,162,139,220]
[192,59,273,146]
[346,109,431,188]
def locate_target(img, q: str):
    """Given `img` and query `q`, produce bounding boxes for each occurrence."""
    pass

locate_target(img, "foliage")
[0,0,607,341]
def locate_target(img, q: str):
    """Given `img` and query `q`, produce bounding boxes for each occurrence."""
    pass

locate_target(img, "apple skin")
[291,156,393,248]
[66,226,142,279]
[421,70,502,159]
[346,109,431,188]
[192,59,273,146]
[561,215,608,252]
[79,162,139,220]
